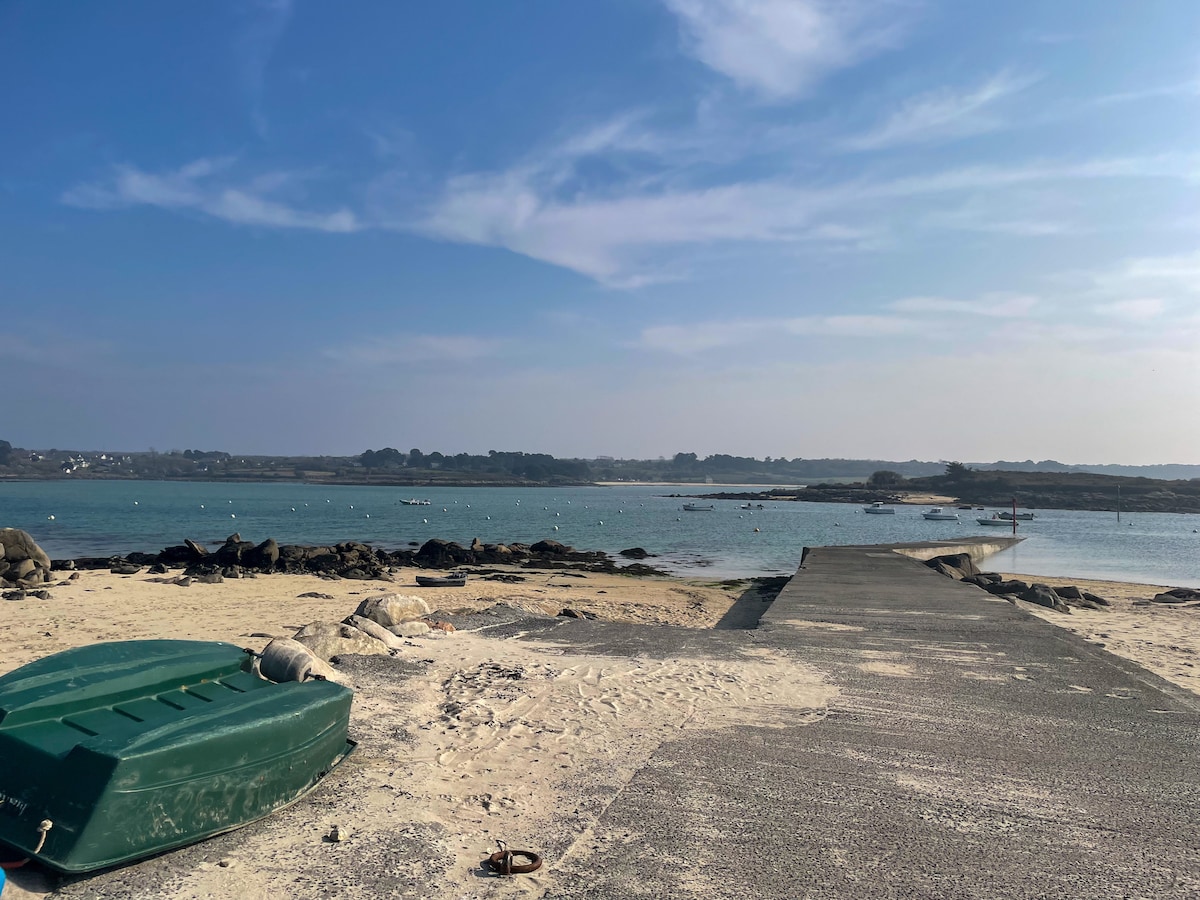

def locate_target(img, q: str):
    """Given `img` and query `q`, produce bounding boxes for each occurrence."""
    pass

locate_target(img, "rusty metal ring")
[485,848,542,875]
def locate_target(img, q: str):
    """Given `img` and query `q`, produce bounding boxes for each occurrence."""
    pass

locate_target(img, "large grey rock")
[345,614,407,650]
[0,529,52,571]
[924,553,980,580]
[354,593,430,627]
[292,621,392,660]
[1020,583,1071,614]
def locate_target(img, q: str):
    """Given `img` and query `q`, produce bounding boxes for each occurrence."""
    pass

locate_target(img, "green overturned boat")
[0,639,354,873]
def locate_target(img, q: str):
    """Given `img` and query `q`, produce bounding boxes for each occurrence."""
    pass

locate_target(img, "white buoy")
[754,527,760,533]
[598,520,603,525]
[231,514,236,519]
[291,508,296,512]
[47,514,55,520]
[555,512,560,516]
[366,514,370,518]
[423,518,428,524]
[553,525,559,531]
[443,508,448,512]
[349,505,354,509]
[486,515,491,520]
[200,505,205,509]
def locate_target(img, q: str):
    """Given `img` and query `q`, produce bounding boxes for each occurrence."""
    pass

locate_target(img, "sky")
[2,1,1198,464]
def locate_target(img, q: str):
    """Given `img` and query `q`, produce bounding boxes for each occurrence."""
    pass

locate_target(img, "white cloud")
[1093,299,1165,320]
[63,159,360,233]
[890,294,1039,318]
[322,333,503,366]
[632,312,915,354]
[843,71,1038,151]
[662,0,906,100]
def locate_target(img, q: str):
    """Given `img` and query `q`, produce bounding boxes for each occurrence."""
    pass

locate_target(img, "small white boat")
[977,515,1016,527]
[922,507,959,521]
[399,498,432,506]
[682,502,715,511]
[862,501,895,514]
[739,503,765,510]
[998,511,1036,521]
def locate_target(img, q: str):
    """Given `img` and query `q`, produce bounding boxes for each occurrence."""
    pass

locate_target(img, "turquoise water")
[2,481,1198,585]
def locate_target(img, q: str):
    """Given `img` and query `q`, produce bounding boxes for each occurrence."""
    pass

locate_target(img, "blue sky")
[3,1,1198,463]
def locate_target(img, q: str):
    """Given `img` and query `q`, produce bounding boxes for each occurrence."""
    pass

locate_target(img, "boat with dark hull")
[415,573,468,587]
[0,640,353,874]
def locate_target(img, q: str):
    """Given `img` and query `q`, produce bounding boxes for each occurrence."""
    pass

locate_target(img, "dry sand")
[1,568,830,899]
[1003,572,1200,696]
[3,564,1196,898]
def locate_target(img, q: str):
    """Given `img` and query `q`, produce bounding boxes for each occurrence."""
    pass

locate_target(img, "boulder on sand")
[0,528,52,572]
[292,621,393,660]
[354,593,431,627]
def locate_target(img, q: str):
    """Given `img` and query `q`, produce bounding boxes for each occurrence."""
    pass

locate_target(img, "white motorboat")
[863,501,895,514]
[682,502,715,511]
[399,498,432,506]
[998,511,1036,521]
[922,507,959,521]
[977,515,1016,527]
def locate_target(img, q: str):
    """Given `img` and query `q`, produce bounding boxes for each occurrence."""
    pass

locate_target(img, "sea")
[3,480,1198,587]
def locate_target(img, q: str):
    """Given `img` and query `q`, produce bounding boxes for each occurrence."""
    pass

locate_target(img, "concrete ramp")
[547,541,1200,899]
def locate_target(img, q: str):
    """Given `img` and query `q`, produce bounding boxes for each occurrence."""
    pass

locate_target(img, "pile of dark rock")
[56,534,666,582]
[1,528,57,598]
[923,552,1109,614]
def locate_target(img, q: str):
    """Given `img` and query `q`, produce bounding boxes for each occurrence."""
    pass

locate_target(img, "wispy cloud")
[1091,79,1200,107]
[890,294,1039,318]
[63,158,360,233]
[235,0,294,137]
[1093,298,1165,320]
[842,71,1038,151]
[633,312,916,354]
[322,333,503,366]
[662,0,908,100]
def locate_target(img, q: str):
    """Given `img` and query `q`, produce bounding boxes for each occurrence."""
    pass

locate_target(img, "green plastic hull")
[0,640,353,873]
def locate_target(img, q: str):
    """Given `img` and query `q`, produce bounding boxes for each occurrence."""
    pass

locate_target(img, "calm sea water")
[2,481,1198,586]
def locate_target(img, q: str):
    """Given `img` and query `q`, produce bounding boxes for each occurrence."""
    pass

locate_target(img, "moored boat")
[998,511,1036,521]
[415,573,468,587]
[862,501,896,514]
[977,515,1017,527]
[922,507,959,520]
[399,498,432,506]
[0,640,354,874]
[682,503,715,511]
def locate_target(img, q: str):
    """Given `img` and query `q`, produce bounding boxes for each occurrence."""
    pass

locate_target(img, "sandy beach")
[2,562,1196,898]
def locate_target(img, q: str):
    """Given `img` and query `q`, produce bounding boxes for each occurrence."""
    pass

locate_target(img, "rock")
[185,538,209,558]
[557,608,596,619]
[619,547,651,559]
[1053,585,1084,600]
[1020,583,1071,614]
[1082,591,1109,607]
[354,593,431,627]
[345,614,407,650]
[293,621,393,659]
[11,559,36,580]
[388,621,431,637]
[1152,588,1200,604]
[530,539,569,555]
[924,553,980,580]
[985,579,1029,596]
[0,529,52,571]
[243,538,280,570]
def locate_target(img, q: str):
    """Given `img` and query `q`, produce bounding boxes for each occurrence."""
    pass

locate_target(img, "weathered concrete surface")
[539,543,1200,899]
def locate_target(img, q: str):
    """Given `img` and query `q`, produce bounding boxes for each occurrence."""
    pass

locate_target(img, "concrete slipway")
[536,537,1200,899]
